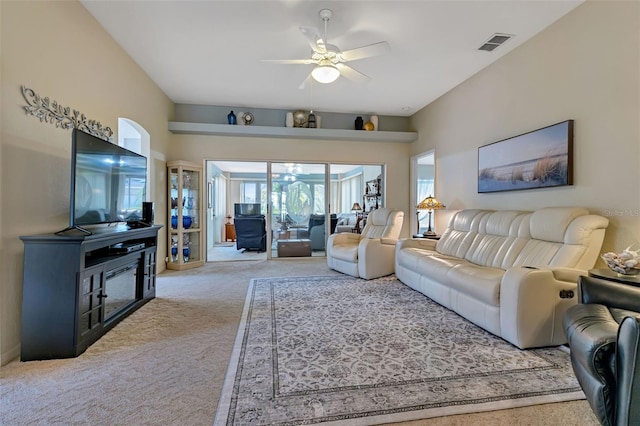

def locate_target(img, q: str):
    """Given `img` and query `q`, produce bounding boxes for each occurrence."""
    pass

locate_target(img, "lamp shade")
[351,202,362,211]
[311,61,340,84]
[417,195,445,211]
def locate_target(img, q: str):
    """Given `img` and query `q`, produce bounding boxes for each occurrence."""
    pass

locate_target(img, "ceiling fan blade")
[298,72,314,90]
[339,41,390,62]
[262,58,316,65]
[300,26,326,53]
[336,63,370,82]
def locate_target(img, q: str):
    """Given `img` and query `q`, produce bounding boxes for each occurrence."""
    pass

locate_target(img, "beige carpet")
[1,258,599,425]
[207,242,267,262]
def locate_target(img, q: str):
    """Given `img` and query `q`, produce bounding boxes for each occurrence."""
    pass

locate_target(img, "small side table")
[589,268,640,287]
[413,234,441,240]
[225,223,236,242]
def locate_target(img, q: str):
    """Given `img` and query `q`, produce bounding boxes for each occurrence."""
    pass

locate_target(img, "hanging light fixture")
[311,59,340,84]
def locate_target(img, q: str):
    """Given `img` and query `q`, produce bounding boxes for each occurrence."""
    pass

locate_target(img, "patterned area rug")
[215,275,583,425]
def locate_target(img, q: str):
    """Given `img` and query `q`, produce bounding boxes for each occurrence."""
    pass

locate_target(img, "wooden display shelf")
[168,121,418,143]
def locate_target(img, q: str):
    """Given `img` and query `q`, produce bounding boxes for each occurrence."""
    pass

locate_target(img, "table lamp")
[416,195,446,236]
[351,202,362,218]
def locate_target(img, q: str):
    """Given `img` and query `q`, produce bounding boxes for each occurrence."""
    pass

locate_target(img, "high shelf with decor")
[167,161,204,270]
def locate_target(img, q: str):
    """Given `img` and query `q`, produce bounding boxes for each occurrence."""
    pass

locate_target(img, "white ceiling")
[81,1,582,117]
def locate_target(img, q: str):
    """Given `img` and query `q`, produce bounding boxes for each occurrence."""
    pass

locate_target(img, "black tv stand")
[54,225,93,236]
[126,220,152,229]
[20,225,161,361]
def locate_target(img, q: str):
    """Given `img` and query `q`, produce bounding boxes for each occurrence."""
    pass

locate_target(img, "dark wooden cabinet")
[20,226,161,361]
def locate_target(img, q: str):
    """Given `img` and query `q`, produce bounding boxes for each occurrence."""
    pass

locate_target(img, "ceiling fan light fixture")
[311,63,340,84]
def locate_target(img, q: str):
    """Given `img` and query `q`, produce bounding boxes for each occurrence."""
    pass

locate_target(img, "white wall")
[410,1,640,255]
[0,1,173,365]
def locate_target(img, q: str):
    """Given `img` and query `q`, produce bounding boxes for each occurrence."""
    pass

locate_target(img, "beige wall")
[2,0,636,367]
[410,1,640,255]
[0,1,174,364]
[168,133,411,223]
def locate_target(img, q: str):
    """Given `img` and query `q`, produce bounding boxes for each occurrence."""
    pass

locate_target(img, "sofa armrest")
[500,266,580,348]
[380,238,398,246]
[578,276,640,311]
[396,237,438,251]
[564,303,618,373]
[616,316,640,425]
[358,238,397,280]
[563,303,618,425]
[549,267,584,284]
[328,232,360,245]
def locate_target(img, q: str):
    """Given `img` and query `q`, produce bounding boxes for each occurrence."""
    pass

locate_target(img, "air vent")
[479,33,513,52]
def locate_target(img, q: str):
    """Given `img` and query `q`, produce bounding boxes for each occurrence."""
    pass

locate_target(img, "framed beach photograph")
[478,120,574,193]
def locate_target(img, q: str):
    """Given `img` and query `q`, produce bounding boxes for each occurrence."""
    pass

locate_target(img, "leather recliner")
[234,215,267,252]
[326,208,404,279]
[563,275,640,426]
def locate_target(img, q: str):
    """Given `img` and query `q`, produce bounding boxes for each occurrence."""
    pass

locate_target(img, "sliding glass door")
[205,161,384,262]
[271,163,327,258]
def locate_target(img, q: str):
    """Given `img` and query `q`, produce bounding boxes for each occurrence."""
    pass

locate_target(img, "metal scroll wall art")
[21,85,114,142]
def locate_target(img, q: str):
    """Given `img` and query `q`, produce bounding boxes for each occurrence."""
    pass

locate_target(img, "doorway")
[206,161,268,262]
[205,161,383,262]
[270,162,328,258]
[411,150,435,235]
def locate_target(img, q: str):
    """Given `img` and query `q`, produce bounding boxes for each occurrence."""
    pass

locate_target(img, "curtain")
[340,174,363,213]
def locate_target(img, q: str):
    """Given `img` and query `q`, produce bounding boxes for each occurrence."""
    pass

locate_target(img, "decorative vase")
[183,215,192,229]
[227,110,237,125]
[183,247,190,262]
[285,112,294,128]
[355,116,364,130]
[236,111,244,125]
[171,246,178,262]
[171,215,178,229]
[308,111,317,128]
[370,115,378,131]
[364,121,374,131]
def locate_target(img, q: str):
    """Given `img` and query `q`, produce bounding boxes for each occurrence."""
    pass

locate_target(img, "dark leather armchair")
[563,275,640,426]
[234,215,266,252]
[302,214,338,250]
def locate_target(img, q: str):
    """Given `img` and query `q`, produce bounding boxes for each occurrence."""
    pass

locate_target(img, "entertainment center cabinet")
[20,225,161,361]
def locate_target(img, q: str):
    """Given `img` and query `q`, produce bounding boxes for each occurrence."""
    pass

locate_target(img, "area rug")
[215,275,584,425]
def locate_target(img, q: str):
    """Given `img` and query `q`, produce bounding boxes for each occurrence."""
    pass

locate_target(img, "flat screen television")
[234,203,261,217]
[68,129,147,232]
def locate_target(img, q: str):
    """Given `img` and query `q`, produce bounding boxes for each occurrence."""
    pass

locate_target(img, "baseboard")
[1,343,20,366]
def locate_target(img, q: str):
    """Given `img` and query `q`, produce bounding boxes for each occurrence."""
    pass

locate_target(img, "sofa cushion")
[513,240,563,267]
[396,247,435,270]
[447,264,504,306]
[416,254,468,283]
[330,243,359,263]
[529,207,588,243]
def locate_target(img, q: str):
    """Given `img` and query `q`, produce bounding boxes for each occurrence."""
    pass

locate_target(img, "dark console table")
[20,225,161,361]
[589,268,640,287]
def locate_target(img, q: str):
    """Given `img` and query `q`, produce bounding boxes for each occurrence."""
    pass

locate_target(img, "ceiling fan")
[264,9,390,89]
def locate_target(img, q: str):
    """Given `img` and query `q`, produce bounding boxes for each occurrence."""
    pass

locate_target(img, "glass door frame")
[267,162,329,259]
[205,160,385,261]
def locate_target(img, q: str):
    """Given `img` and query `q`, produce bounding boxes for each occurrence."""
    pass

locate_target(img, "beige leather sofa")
[327,208,404,280]
[395,207,609,349]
